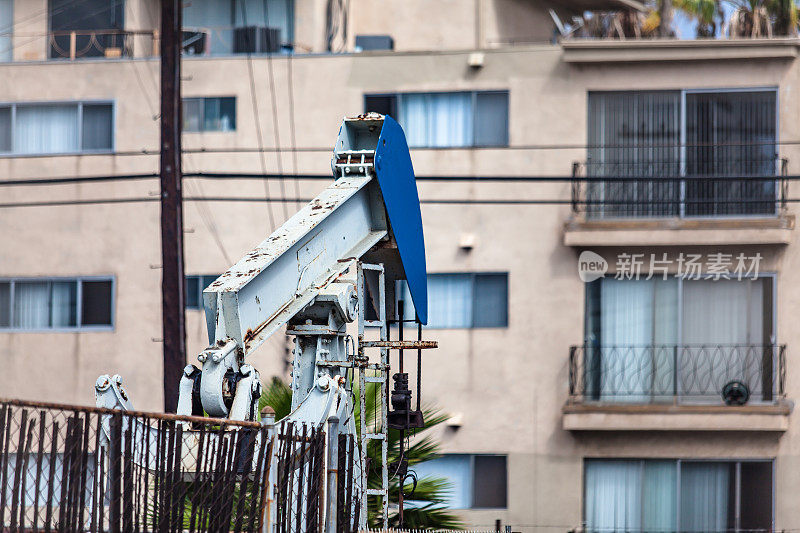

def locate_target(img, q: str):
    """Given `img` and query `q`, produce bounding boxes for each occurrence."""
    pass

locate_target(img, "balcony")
[48,30,157,60]
[565,158,794,246]
[563,344,791,432]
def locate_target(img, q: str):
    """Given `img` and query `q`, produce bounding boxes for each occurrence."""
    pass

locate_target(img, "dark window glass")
[81,104,113,150]
[740,462,773,531]
[475,92,509,147]
[0,282,9,327]
[473,273,508,327]
[472,455,507,508]
[49,0,125,59]
[81,280,113,326]
[186,276,200,309]
[0,107,10,152]
[364,95,397,119]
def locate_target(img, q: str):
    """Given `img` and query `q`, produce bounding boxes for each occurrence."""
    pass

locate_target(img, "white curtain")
[682,279,763,345]
[15,105,78,154]
[597,278,678,401]
[643,461,677,532]
[427,274,472,328]
[51,281,76,327]
[600,279,652,401]
[398,93,473,148]
[584,460,642,532]
[682,279,765,400]
[13,282,49,328]
[0,0,12,62]
[680,462,730,532]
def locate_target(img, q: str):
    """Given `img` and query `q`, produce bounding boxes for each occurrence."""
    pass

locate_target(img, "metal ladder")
[356,261,390,530]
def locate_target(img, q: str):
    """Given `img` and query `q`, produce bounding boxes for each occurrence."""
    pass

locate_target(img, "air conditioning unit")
[355,35,394,51]
[234,26,281,54]
[181,30,207,55]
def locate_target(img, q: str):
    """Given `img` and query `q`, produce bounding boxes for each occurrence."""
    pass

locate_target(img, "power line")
[286,51,302,211]
[239,0,278,232]
[2,172,799,186]
[262,0,289,221]
[0,195,797,209]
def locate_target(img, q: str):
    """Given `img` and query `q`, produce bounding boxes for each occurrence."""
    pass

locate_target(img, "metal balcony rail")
[47,30,159,60]
[568,344,786,404]
[0,398,332,533]
[570,157,788,218]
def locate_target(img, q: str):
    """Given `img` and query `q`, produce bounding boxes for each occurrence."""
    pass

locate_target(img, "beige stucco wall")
[2,14,800,530]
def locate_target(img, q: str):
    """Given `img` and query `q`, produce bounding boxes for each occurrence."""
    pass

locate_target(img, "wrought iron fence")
[568,344,786,404]
[48,30,157,60]
[0,398,330,533]
[570,158,788,218]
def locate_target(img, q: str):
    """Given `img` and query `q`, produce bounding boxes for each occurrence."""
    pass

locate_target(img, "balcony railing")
[48,30,157,60]
[568,344,786,404]
[570,157,787,219]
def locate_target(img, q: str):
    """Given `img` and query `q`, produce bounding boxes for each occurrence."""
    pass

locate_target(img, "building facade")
[0,0,798,530]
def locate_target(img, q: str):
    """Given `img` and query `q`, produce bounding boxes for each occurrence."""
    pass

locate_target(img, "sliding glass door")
[585,459,773,532]
[584,276,775,402]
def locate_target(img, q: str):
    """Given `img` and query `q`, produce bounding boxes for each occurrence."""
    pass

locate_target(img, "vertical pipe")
[325,417,339,533]
[159,0,186,413]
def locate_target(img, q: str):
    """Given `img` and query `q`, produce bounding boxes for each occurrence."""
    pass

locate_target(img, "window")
[183,0,294,55]
[186,275,219,309]
[399,273,508,328]
[0,0,12,62]
[49,0,125,59]
[584,276,775,402]
[587,89,777,218]
[412,454,507,509]
[183,97,236,132]
[365,91,509,148]
[584,459,773,532]
[0,278,114,330]
[0,102,113,154]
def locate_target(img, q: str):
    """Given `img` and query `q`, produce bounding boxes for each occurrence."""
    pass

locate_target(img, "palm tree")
[674,0,724,36]
[259,376,463,529]
[726,0,799,37]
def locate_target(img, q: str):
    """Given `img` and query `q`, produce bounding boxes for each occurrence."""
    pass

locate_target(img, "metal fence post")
[325,416,339,533]
[260,407,276,533]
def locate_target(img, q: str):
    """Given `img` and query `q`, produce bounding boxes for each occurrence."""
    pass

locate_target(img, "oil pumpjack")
[95,113,436,529]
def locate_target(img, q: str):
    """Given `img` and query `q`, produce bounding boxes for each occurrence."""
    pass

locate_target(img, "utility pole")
[159,0,185,413]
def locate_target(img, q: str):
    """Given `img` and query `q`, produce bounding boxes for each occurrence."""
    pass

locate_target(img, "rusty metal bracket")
[359,340,438,350]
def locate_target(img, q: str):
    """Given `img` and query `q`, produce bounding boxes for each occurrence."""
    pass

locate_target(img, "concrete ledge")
[563,402,792,432]
[561,38,800,63]
[564,215,794,247]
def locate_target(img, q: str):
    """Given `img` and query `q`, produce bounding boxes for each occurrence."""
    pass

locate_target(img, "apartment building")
[1,0,799,531]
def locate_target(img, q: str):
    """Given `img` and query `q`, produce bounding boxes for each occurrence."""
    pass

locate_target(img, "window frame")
[363,90,510,148]
[586,87,780,220]
[0,276,115,332]
[582,458,775,532]
[182,96,237,133]
[412,453,508,510]
[399,271,509,329]
[185,274,219,310]
[584,272,777,347]
[0,100,115,156]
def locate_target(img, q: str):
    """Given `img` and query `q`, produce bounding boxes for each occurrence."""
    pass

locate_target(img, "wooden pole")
[159,0,185,413]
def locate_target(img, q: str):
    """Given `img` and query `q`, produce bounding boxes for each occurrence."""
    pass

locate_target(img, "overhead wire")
[239,0,278,232]
[286,38,302,211]
[261,0,289,221]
